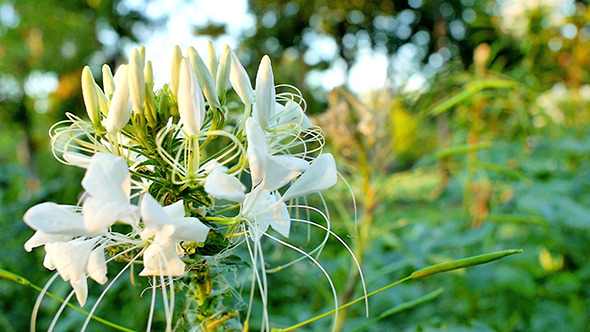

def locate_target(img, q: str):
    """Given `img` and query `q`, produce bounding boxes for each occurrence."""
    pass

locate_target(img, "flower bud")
[207,41,218,80]
[106,65,131,133]
[170,45,182,98]
[94,82,109,117]
[230,50,254,105]
[187,47,220,109]
[216,45,231,98]
[178,58,205,136]
[144,60,154,86]
[129,48,145,115]
[81,66,101,126]
[102,64,115,100]
[139,46,146,65]
[254,55,275,129]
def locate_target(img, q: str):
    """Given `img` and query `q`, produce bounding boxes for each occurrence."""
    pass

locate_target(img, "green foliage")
[3,0,590,331]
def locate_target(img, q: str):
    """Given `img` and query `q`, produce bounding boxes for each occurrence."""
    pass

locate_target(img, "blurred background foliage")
[1,0,590,331]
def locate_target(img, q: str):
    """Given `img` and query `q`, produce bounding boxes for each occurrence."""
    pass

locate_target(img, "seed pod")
[410,249,523,279]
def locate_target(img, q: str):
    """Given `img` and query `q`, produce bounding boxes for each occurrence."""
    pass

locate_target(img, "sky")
[123,0,392,94]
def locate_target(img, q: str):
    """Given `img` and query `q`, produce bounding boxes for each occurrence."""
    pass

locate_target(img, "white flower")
[242,188,290,241]
[139,194,210,276]
[44,238,108,306]
[81,153,138,233]
[204,118,336,242]
[245,117,309,190]
[140,242,186,277]
[178,57,206,136]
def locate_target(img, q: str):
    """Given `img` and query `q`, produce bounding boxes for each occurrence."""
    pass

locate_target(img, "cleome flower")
[22,43,365,332]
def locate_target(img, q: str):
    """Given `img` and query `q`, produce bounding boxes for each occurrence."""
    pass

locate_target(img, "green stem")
[274,249,522,332]
[0,269,136,332]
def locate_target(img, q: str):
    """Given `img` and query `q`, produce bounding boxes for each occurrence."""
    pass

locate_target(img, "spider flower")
[139,193,210,276]
[24,44,356,331]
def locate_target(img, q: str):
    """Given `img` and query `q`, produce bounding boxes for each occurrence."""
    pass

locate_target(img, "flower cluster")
[24,43,363,331]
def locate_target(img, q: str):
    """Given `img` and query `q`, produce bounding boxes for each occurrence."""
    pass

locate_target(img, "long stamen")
[262,232,339,332]
[48,290,76,332]
[146,276,157,332]
[31,272,61,332]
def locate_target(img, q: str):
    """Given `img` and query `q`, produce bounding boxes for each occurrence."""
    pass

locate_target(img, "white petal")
[87,245,108,285]
[45,238,97,305]
[262,155,309,191]
[82,197,138,233]
[269,198,291,238]
[45,239,95,281]
[162,200,185,220]
[245,117,268,186]
[245,191,290,240]
[170,217,210,243]
[140,193,172,230]
[24,202,87,235]
[254,55,275,129]
[178,57,205,136]
[154,224,176,246]
[24,230,69,252]
[229,51,254,105]
[43,252,55,270]
[139,243,185,277]
[63,152,92,168]
[204,169,246,202]
[274,100,313,129]
[82,153,130,203]
[282,153,338,201]
[71,275,89,307]
[249,219,269,243]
